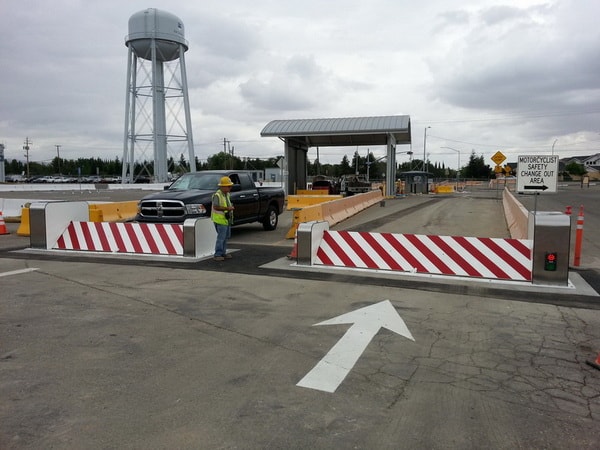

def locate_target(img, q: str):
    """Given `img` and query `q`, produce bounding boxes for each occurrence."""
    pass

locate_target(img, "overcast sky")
[1,0,599,171]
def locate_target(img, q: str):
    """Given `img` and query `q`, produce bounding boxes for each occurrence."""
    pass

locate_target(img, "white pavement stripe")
[0,268,39,278]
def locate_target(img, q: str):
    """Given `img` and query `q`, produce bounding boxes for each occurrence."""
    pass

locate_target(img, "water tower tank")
[126,8,188,61]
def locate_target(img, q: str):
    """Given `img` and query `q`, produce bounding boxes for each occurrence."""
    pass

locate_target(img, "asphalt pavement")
[1,185,600,449]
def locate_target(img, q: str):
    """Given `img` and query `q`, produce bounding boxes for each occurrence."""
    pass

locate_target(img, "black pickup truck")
[135,170,286,230]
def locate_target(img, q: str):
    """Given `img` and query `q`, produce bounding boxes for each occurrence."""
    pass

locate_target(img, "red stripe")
[67,222,81,249]
[140,224,161,254]
[56,229,67,249]
[321,231,356,267]
[124,223,144,253]
[428,235,482,277]
[453,236,510,279]
[94,222,111,252]
[80,222,96,250]
[109,222,127,252]
[506,238,531,259]
[158,224,177,255]
[338,231,379,268]
[360,232,404,270]
[316,246,334,265]
[404,234,454,275]
[316,231,334,265]
[381,233,428,273]
[172,224,184,246]
[479,237,531,280]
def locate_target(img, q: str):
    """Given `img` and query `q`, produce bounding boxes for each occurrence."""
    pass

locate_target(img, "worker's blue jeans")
[214,223,231,257]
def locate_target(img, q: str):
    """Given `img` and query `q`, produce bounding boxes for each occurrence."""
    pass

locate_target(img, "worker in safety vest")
[211,176,235,261]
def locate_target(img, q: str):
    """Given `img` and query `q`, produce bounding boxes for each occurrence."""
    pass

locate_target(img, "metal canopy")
[260,115,411,147]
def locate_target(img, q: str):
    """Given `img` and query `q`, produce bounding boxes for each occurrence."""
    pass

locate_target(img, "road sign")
[491,151,506,165]
[516,155,558,193]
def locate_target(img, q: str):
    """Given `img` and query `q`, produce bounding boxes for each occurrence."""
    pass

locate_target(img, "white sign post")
[516,155,559,193]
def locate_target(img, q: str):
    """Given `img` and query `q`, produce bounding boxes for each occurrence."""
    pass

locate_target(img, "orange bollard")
[287,230,298,260]
[573,205,584,267]
[0,211,9,235]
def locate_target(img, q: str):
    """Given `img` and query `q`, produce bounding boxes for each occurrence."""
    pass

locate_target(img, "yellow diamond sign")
[491,151,506,165]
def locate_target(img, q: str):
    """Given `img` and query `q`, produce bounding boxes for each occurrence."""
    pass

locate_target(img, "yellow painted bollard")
[17,206,30,236]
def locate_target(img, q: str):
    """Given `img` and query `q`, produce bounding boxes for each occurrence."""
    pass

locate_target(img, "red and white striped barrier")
[315,230,532,281]
[55,221,184,255]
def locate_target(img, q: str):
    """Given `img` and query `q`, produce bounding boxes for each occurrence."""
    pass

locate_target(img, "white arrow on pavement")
[297,299,414,393]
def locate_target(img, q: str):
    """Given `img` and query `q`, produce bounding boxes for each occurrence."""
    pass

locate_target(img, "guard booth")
[399,171,431,194]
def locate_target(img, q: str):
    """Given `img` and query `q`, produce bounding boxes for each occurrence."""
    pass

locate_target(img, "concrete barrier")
[287,195,343,209]
[88,201,139,222]
[502,187,529,239]
[434,185,454,194]
[285,190,383,239]
[0,198,45,221]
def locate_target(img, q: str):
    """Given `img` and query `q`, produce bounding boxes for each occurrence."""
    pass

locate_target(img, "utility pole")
[55,144,61,174]
[23,137,32,179]
[223,137,230,169]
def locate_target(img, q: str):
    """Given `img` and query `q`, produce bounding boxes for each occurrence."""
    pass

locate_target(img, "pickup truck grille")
[139,200,186,218]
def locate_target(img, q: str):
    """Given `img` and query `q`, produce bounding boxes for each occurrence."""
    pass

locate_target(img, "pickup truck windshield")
[169,173,222,190]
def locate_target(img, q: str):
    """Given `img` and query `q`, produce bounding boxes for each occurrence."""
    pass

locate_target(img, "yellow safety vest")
[211,190,232,225]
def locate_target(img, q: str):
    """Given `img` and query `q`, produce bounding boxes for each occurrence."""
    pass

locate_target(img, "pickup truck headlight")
[185,204,207,215]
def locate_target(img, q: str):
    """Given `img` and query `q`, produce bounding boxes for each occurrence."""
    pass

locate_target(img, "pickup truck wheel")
[262,205,278,231]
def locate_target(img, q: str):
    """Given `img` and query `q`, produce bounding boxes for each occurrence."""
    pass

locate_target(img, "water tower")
[122,8,196,183]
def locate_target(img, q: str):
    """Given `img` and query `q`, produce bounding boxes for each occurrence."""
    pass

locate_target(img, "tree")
[338,155,351,175]
[463,151,492,179]
[565,161,586,177]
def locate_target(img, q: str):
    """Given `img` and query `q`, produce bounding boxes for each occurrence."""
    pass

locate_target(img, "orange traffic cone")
[587,352,600,371]
[0,211,9,235]
[287,231,298,259]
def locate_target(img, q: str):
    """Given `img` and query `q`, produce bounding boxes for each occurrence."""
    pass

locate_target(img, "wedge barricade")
[55,221,184,255]
[314,230,532,282]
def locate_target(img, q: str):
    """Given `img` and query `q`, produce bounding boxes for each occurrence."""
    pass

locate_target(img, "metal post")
[574,205,584,266]
[423,126,430,172]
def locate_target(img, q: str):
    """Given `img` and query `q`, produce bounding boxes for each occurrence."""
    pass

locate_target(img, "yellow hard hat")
[218,176,234,187]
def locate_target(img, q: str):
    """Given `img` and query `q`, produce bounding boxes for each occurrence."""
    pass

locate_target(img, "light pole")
[423,126,431,172]
[441,146,461,191]
[551,139,558,155]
